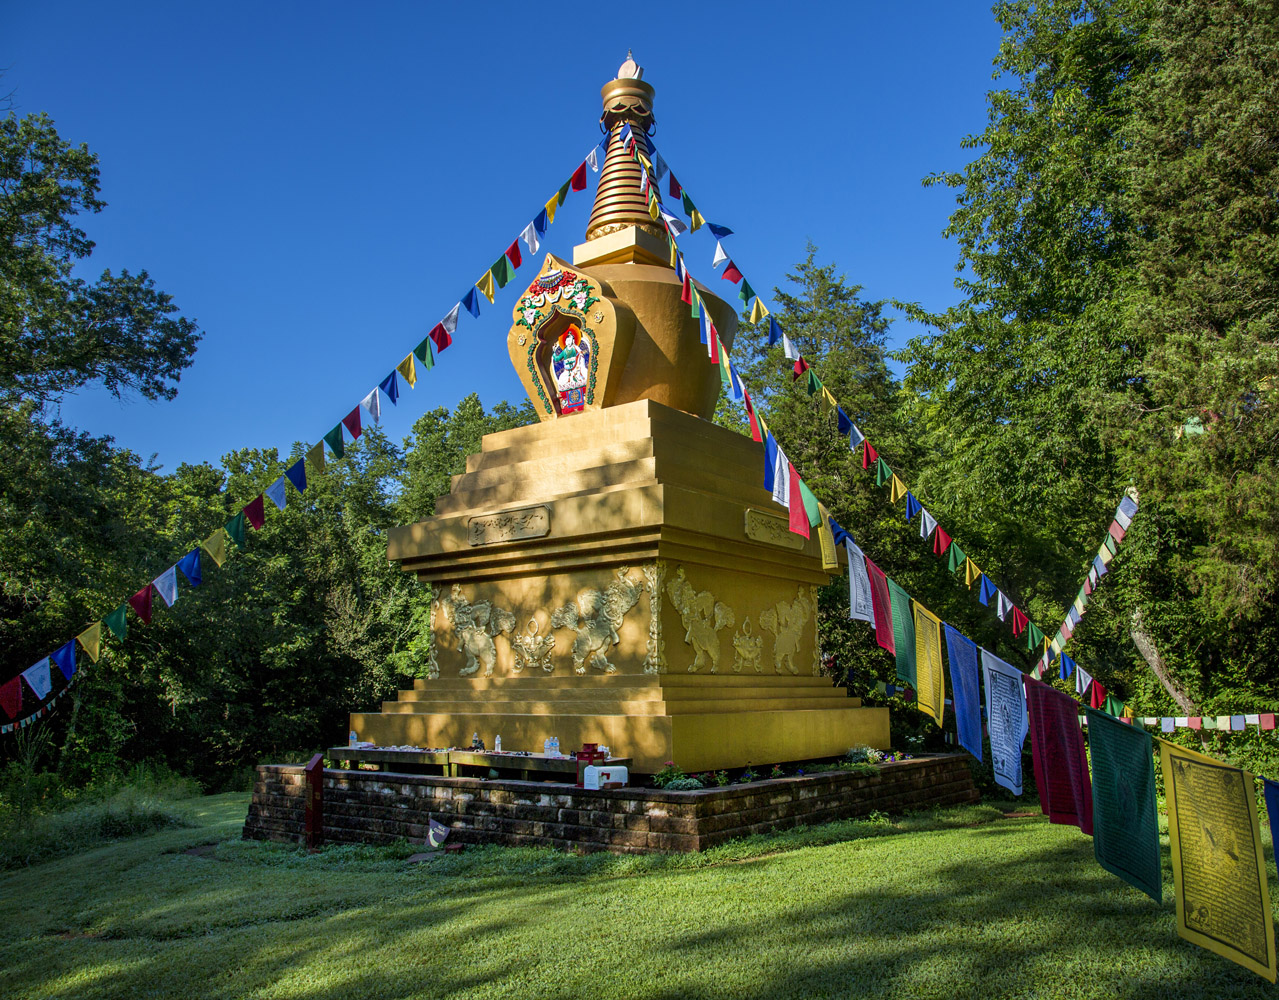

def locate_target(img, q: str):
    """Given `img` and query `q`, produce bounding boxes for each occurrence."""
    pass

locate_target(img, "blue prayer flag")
[945,624,983,762]
[904,492,922,521]
[767,316,782,346]
[764,434,778,493]
[829,518,850,547]
[1093,555,1108,578]
[533,208,549,237]
[707,223,734,239]
[51,640,77,681]
[1118,495,1138,519]
[177,548,202,587]
[978,575,997,607]
[729,366,744,401]
[1059,652,1076,680]
[836,408,852,435]
[284,457,306,494]
[462,288,481,319]
[1231,714,1246,731]
[379,372,399,406]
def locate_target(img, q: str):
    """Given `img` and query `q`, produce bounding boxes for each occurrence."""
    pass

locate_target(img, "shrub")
[651,762,687,788]
[662,777,705,791]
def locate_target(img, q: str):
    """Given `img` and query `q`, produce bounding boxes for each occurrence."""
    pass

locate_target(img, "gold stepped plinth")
[364,398,889,773]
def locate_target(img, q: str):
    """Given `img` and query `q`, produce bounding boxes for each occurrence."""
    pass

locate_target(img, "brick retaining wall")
[243,753,979,853]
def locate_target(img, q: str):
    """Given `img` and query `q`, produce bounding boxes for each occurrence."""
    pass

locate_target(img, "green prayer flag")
[1086,708,1161,900]
[1203,715,1217,730]
[739,279,755,303]
[226,511,247,550]
[1102,693,1126,718]
[491,254,516,289]
[1104,533,1118,555]
[556,181,570,206]
[806,370,821,396]
[887,579,917,687]
[798,479,821,527]
[104,605,128,640]
[681,190,696,216]
[324,425,345,459]
[413,338,434,371]
[1026,622,1044,653]
[718,345,731,386]
[875,457,892,486]
[947,543,967,574]
[690,291,700,319]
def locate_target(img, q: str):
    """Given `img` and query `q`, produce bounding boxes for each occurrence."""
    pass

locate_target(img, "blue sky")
[7,2,1002,471]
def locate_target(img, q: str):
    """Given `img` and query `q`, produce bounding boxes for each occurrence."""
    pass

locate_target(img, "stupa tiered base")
[363,399,888,773]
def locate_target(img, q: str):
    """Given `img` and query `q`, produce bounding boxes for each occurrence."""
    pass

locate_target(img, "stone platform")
[242,754,980,854]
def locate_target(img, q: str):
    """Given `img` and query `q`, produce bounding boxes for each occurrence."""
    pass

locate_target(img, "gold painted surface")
[468,505,550,546]
[745,509,805,550]
[550,567,645,674]
[666,566,735,673]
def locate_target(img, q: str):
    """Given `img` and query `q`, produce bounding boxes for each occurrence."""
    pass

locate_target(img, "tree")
[0,111,200,404]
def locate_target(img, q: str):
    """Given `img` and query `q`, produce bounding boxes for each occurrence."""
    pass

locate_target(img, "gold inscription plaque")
[744,509,804,551]
[468,505,551,546]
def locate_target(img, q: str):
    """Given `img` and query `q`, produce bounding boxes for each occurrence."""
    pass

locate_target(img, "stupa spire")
[584,53,666,245]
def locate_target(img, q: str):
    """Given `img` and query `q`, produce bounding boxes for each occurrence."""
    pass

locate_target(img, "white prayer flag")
[848,423,865,449]
[660,207,687,236]
[919,509,938,541]
[153,566,178,608]
[772,444,791,507]
[22,658,52,700]
[981,649,1029,796]
[1175,716,1189,727]
[995,591,1013,622]
[1114,506,1132,530]
[1246,713,1260,725]
[265,475,288,511]
[441,303,460,336]
[520,222,540,257]
[846,540,876,627]
[586,147,600,172]
[1075,663,1094,698]
[361,389,381,424]
[712,241,728,269]
[782,334,799,361]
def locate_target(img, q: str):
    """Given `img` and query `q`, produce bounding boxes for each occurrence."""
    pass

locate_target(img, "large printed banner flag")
[943,624,982,762]
[1086,708,1161,901]
[887,579,916,688]
[1025,677,1093,834]
[981,649,1028,796]
[912,601,945,729]
[1160,740,1277,982]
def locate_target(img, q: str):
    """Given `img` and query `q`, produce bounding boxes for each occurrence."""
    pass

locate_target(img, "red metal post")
[304,753,324,849]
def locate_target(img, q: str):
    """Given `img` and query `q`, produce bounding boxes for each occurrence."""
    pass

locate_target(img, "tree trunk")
[1129,607,1196,714]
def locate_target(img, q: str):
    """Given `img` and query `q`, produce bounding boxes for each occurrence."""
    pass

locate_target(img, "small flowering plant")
[652,761,687,788]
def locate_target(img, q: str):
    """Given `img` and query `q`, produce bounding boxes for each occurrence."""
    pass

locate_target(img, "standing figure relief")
[438,583,517,677]
[551,566,644,674]
[759,586,813,675]
[665,566,735,673]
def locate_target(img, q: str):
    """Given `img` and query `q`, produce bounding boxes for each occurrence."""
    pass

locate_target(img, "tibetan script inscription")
[744,509,804,551]
[1162,743,1277,981]
[468,505,551,546]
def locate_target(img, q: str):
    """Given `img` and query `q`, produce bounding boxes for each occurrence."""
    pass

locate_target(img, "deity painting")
[552,324,590,414]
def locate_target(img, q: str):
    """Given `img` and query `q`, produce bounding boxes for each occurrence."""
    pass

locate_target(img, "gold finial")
[586,54,664,244]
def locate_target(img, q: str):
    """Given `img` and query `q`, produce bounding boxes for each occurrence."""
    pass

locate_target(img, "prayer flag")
[104,605,128,640]
[1264,778,1279,876]
[1090,680,1108,710]
[521,221,540,257]
[202,528,228,567]
[265,475,287,511]
[763,433,778,494]
[341,407,362,441]
[947,542,967,574]
[669,173,681,198]
[965,558,982,589]
[397,354,417,388]
[1075,663,1094,698]
[876,457,893,487]
[799,478,821,528]
[1058,652,1076,680]
[463,287,481,318]
[978,575,998,607]
[904,492,922,521]
[1108,520,1125,544]
[476,271,495,304]
[544,193,559,225]
[77,623,101,663]
[51,640,77,682]
[707,223,733,239]
[865,556,894,654]
[556,180,570,206]
[689,207,705,232]
[570,161,587,191]
[982,649,1029,796]
[712,241,728,268]
[740,279,756,303]
[22,659,52,700]
[771,441,790,507]
[307,441,325,475]
[324,425,345,459]
[744,393,762,442]
[379,371,400,405]
[933,525,952,558]
[0,678,20,720]
[1011,605,1028,637]
[995,589,1012,622]
[1025,676,1093,834]
[919,509,938,541]
[944,625,982,761]
[504,239,521,270]
[491,254,516,289]
[1087,707,1161,900]
[749,297,768,324]
[816,502,838,572]
[1161,741,1277,981]
[848,422,865,449]
[129,585,153,625]
[285,458,306,495]
[888,579,917,687]
[787,464,808,538]
[1025,621,1044,654]
[794,357,810,382]
[913,602,945,728]
[153,566,178,608]
[783,334,799,361]
[722,262,743,283]
[176,549,202,587]
[361,388,381,424]
[888,474,907,503]
[1119,494,1139,519]
[244,495,266,531]
[226,512,247,550]
[846,539,876,627]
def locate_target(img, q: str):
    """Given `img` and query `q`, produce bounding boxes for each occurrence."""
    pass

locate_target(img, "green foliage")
[661,776,705,791]
[651,761,688,788]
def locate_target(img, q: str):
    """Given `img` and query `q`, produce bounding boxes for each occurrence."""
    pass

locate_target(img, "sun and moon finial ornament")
[617,49,642,80]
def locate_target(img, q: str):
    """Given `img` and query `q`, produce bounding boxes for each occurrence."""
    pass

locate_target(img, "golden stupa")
[352,56,889,772]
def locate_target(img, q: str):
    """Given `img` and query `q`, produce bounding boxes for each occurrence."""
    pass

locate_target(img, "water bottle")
[494,735,502,752]
[348,730,357,747]
[551,736,559,757]
[543,737,551,757]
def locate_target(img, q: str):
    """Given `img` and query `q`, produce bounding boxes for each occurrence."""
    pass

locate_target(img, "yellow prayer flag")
[397,354,417,389]
[648,194,660,222]
[965,557,982,588]
[749,297,769,324]
[1072,596,1085,616]
[816,503,838,572]
[689,208,704,232]
[1049,638,1062,658]
[913,601,946,729]
[307,441,325,475]
[476,271,495,304]
[544,194,558,226]
[888,474,908,503]
[1099,543,1114,566]
[202,528,228,568]
[1159,739,1277,981]
[668,238,678,268]
[636,152,652,172]
[820,386,838,417]
[77,623,101,663]
[1122,703,1135,719]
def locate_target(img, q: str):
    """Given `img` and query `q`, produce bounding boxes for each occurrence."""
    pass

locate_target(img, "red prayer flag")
[1261,713,1275,731]
[933,525,953,557]
[570,162,588,191]
[722,263,743,284]
[709,333,719,364]
[862,440,878,470]
[792,357,809,381]
[1011,606,1029,637]
[244,495,266,530]
[1108,520,1125,543]
[744,393,762,442]
[787,463,809,539]
[341,406,362,441]
[129,585,152,625]
[669,174,681,199]
[0,677,20,719]
[1188,716,1203,730]
[505,240,522,270]
[1025,677,1093,835]
[680,273,692,305]
[1089,680,1108,710]
[864,556,894,654]
[429,322,452,353]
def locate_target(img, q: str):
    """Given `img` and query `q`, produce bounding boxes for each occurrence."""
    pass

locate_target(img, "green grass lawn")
[1,793,1276,999]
